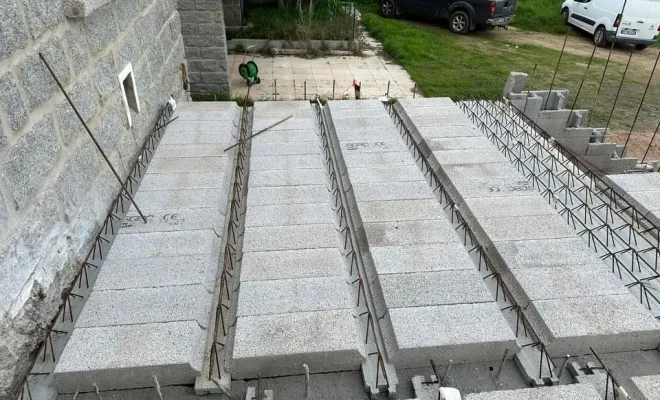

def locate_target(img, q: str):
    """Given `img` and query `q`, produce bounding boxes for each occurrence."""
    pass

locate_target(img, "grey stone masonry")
[222,0,243,27]
[327,101,518,369]
[53,102,239,393]
[401,98,660,357]
[178,0,231,94]
[0,0,186,397]
[230,101,363,379]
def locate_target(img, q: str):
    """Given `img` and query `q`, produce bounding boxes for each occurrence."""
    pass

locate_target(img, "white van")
[560,0,660,49]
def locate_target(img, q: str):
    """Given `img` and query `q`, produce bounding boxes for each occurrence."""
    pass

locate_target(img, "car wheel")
[449,10,470,34]
[561,8,569,25]
[635,44,648,50]
[594,25,608,47]
[379,0,395,18]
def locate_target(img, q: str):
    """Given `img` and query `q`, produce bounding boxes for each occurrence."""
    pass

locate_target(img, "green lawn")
[358,4,660,132]
[511,0,566,35]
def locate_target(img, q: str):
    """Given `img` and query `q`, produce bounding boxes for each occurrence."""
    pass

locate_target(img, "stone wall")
[0,0,186,396]
[223,0,244,27]
[178,0,231,95]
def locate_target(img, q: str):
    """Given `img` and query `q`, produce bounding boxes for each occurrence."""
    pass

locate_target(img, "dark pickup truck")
[379,0,517,34]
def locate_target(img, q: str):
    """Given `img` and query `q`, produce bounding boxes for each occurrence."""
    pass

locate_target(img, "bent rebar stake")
[39,52,147,223]
[224,115,293,152]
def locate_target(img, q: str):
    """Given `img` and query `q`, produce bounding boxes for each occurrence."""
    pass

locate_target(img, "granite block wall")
[0,0,186,396]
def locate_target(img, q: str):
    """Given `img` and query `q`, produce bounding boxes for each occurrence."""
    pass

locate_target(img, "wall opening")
[118,63,140,127]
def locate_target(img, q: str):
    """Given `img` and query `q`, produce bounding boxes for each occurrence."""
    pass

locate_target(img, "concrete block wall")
[0,0,186,396]
[178,0,231,95]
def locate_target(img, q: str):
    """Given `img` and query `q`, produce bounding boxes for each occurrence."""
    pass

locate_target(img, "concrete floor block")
[241,248,344,281]
[121,208,224,234]
[165,120,238,134]
[407,114,474,127]
[159,130,236,146]
[629,374,660,400]
[147,156,226,174]
[237,277,351,316]
[251,140,320,156]
[465,384,602,400]
[331,117,396,131]
[452,177,537,199]
[493,238,604,270]
[250,154,323,171]
[432,149,506,165]
[340,140,404,154]
[624,190,660,212]
[342,151,413,167]
[357,199,443,223]
[249,168,325,187]
[247,185,328,206]
[478,215,575,242]
[138,171,229,191]
[399,98,456,108]
[95,255,217,291]
[380,270,493,308]
[54,321,206,393]
[178,101,240,112]
[242,224,337,251]
[388,303,517,368]
[328,99,385,109]
[465,196,556,219]
[607,173,660,192]
[156,144,228,158]
[346,165,424,184]
[249,129,319,143]
[443,162,516,181]
[133,188,228,211]
[106,230,219,260]
[427,136,495,151]
[76,285,212,328]
[529,294,660,356]
[353,181,434,202]
[231,309,364,378]
[508,265,628,307]
[364,219,458,246]
[252,119,315,132]
[419,125,483,138]
[371,243,474,274]
[245,202,332,227]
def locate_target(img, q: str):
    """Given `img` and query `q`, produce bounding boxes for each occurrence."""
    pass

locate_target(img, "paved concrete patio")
[229,53,418,100]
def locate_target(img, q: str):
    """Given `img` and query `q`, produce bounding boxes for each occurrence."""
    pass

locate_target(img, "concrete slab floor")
[228,53,418,101]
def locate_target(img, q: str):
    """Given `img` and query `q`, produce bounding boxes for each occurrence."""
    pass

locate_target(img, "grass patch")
[358,4,660,133]
[510,0,566,35]
[231,1,357,41]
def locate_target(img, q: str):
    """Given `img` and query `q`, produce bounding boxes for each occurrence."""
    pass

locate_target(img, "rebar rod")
[522,64,538,115]
[641,121,660,163]
[603,46,635,144]
[545,26,572,109]
[565,44,598,128]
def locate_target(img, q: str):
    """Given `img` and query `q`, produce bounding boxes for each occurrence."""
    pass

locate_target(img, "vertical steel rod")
[332,79,336,99]
[413,82,417,98]
[386,81,390,97]
[557,354,571,379]
[589,0,630,126]
[522,64,538,115]
[622,50,660,154]
[641,121,660,163]
[495,348,509,379]
[565,44,598,128]
[304,80,307,100]
[545,26,572,109]
[440,359,453,385]
[39,52,147,224]
[603,46,635,141]
[275,79,277,101]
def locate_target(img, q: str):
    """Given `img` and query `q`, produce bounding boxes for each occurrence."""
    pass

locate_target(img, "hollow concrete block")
[465,384,602,399]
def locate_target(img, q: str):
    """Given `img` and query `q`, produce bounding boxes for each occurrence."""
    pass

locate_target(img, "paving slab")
[357,199,443,223]
[54,321,206,393]
[240,248,344,281]
[94,255,217,291]
[364,220,458,246]
[477,214,575,242]
[237,277,351,316]
[630,375,660,400]
[138,171,229,191]
[370,243,474,274]
[120,208,224,234]
[133,188,227,211]
[147,156,226,174]
[465,196,557,219]
[465,384,602,400]
[106,230,219,260]
[245,202,333,227]
[388,303,517,368]
[380,270,493,308]
[247,185,328,205]
[493,238,605,270]
[352,181,433,201]
[249,168,326,187]
[231,309,364,378]
[529,294,660,355]
[76,285,212,328]
[508,265,629,307]
[242,224,337,251]
[250,154,322,171]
